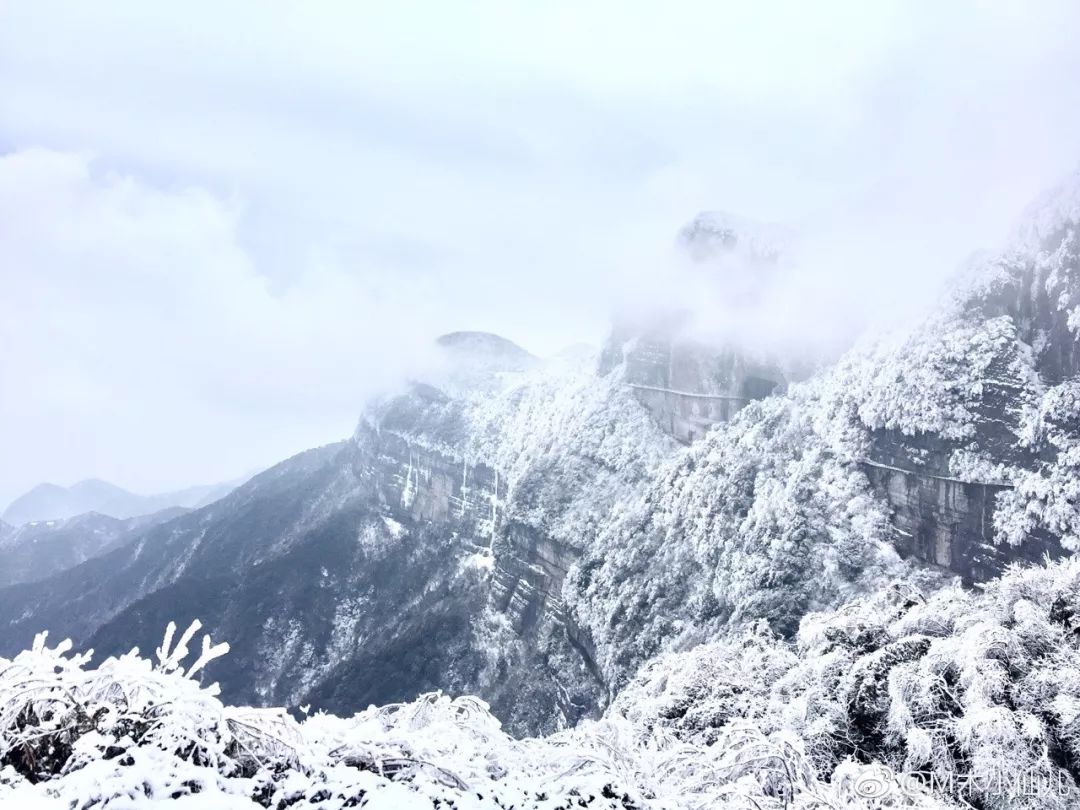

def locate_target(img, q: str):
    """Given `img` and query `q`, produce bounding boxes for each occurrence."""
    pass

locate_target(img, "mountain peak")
[2,477,238,526]
[434,331,537,376]
[677,210,793,265]
[1011,165,1080,250]
[437,331,534,359]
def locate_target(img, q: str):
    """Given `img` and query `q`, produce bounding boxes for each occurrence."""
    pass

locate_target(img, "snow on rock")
[678,210,794,267]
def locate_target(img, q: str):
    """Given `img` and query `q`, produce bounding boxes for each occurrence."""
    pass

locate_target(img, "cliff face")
[860,462,1067,583]
[597,212,792,444]
[599,320,786,444]
[836,172,1080,582]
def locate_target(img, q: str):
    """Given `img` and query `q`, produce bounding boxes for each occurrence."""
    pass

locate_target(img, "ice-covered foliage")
[1012,166,1080,252]
[807,175,1080,559]
[836,311,1038,443]
[0,621,950,809]
[996,380,1080,549]
[821,238,1051,455]
[610,621,797,746]
[465,357,676,552]
[564,372,912,688]
[986,219,1080,548]
[617,558,1080,810]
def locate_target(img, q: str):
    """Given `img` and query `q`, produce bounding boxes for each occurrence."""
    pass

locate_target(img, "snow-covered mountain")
[2,168,1080,809]
[0,508,191,589]
[2,477,239,526]
[0,342,677,734]
[828,169,1080,580]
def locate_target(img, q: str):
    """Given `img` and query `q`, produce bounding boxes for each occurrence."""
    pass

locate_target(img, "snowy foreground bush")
[0,623,922,810]
[618,559,1080,810]
[15,555,1080,808]
[0,633,926,810]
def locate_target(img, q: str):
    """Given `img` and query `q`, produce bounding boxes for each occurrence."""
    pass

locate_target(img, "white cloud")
[0,149,443,501]
[1,1,1080,501]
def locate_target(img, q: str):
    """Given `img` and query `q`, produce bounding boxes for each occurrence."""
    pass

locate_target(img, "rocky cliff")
[600,316,786,443]
[837,171,1080,582]
[597,211,792,444]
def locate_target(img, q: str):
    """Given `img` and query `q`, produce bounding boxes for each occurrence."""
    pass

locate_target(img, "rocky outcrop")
[596,211,795,444]
[599,319,785,443]
[360,427,501,532]
[861,460,1067,583]
[852,183,1080,582]
[677,211,792,267]
[491,520,576,633]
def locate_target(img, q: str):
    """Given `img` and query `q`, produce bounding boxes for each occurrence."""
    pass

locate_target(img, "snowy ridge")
[2,478,236,527]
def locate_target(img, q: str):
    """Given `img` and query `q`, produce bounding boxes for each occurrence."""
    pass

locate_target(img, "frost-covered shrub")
[617,561,1080,810]
[0,621,235,788]
[841,312,1036,442]
[0,619,953,808]
[996,381,1080,549]
[610,622,797,747]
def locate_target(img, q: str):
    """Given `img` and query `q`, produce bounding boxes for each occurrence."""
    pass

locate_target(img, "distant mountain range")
[2,477,242,526]
[0,508,189,589]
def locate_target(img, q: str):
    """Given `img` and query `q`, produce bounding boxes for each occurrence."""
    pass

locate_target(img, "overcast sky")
[2,1,1080,506]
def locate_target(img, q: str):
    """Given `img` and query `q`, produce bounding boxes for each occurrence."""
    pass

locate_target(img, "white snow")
[0,617,962,808]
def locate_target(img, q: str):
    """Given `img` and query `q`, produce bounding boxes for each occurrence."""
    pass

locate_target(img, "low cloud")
[0,149,444,502]
[2,2,1080,501]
